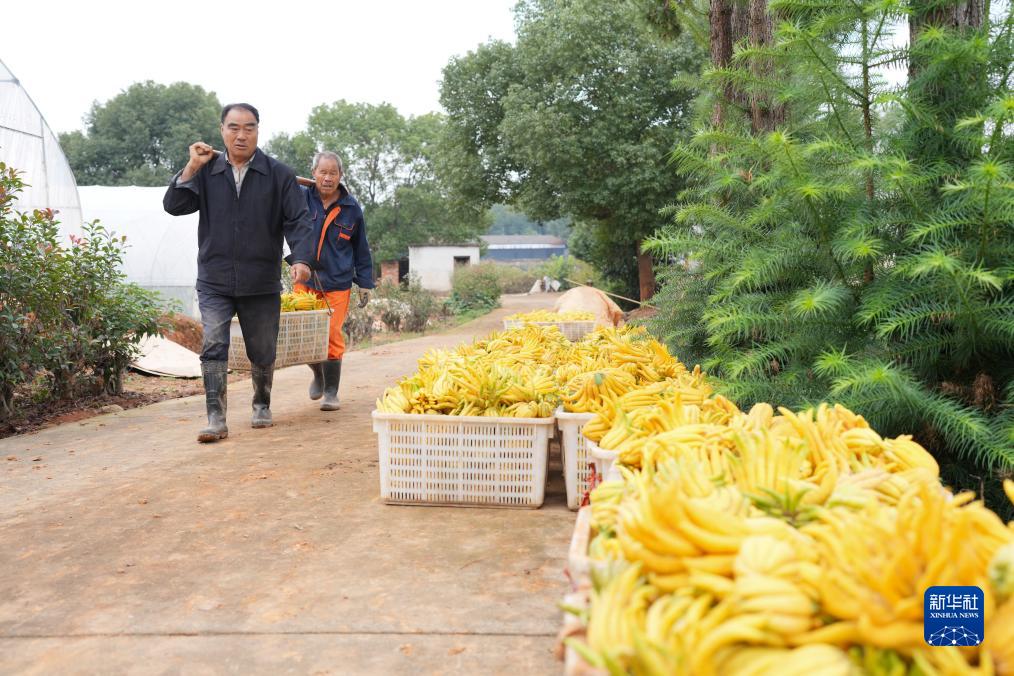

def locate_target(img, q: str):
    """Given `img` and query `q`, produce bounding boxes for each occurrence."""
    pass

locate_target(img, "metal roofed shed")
[480,235,567,262]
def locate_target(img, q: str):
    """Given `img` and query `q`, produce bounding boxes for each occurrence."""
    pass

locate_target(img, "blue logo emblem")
[924,586,984,646]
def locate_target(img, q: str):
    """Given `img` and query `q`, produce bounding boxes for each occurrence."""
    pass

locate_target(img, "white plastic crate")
[587,437,621,482]
[372,410,556,508]
[228,309,330,370]
[567,505,593,588]
[502,319,597,341]
[561,506,593,676]
[556,407,596,510]
[561,506,599,676]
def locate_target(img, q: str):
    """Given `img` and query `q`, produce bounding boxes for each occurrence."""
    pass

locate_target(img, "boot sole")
[251,421,274,429]
[320,404,340,411]
[197,431,228,443]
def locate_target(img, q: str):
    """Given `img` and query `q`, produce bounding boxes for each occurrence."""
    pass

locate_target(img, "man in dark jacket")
[294,151,374,411]
[163,102,314,443]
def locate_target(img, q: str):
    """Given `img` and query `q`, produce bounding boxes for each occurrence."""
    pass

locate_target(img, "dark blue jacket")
[163,149,314,296]
[302,184,375,291]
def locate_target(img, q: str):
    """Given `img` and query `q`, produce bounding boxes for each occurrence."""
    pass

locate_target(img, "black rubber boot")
[320,359,341,411]
[251,364,274,428]
[198,361,229,443]
[308,362,324,400]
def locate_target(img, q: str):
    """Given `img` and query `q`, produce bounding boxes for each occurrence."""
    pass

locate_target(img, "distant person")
[163,102,314,443]
[295,151,374,411]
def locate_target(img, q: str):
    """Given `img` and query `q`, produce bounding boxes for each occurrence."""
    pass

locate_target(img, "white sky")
[4,0,518,142]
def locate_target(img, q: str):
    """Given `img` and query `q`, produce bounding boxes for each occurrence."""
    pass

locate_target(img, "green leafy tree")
[265,102,487,263]
[439,0,703,298]
[438,41,523,210]
[264,131,318,177]
[487,204,570,239]
[646,0,1014,489]
[367,181,485,263]
[59,81,221,186]
[302,101,407,208]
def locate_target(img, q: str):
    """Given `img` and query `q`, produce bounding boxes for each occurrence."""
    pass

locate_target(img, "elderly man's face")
[313,157,342,200]
[220,108,258,164]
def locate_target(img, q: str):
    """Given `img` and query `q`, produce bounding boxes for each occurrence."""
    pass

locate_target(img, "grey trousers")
[197,290,280,368]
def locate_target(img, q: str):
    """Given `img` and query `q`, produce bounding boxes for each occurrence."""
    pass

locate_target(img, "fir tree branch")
[979,165,994,263]
[794,30,865,100]
[818,75,860,149]
[777,137,859,299]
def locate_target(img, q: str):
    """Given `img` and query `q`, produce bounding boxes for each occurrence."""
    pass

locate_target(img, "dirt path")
[0,294,574,675]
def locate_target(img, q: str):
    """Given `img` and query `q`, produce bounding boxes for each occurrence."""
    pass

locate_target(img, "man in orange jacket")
[292,151,373,411]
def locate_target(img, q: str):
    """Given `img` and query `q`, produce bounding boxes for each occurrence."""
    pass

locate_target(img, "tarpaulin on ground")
[131,335,201,378]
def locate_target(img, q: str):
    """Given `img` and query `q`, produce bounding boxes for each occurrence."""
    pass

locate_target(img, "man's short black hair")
[221,103,260,124]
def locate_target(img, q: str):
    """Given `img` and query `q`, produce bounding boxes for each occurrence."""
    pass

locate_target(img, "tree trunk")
[710,0,773,130]
[107,368,124,396]
[0,389,12,422]
[731,1,750,53]
[911,0,984,38]
[907,0,987,181]
[909,0,985,79]
[709,0,735,127]
[638,248,656,302]
[748,0,784,133]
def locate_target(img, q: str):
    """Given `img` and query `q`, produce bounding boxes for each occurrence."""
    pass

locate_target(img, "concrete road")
[0,294,576,675]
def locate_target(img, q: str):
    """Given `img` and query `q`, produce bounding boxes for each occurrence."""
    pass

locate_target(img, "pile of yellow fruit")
[505,309,596,322]
[570,396,1014,675]
[370,314,1014,673]
[375,324,708,419]
[375,324,568,417]
[557,326,701,412]
[280,290,326,312]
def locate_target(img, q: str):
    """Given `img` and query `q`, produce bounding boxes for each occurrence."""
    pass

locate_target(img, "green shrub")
[448,263,502,314]
[399,277,440,331]
[490,264,537,294]
[372,281,408,331]
[342,302,373,345]
[536,255,601,290]
[371,277,440,332]
[0,163,164,418]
